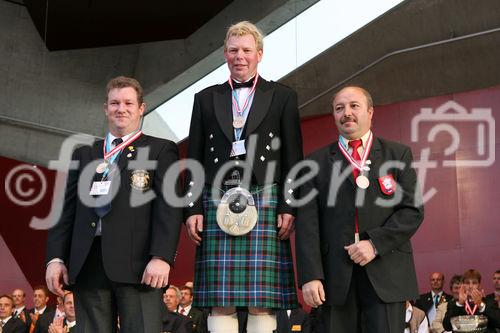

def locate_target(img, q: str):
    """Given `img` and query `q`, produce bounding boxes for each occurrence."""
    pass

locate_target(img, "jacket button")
[91,222,96,228]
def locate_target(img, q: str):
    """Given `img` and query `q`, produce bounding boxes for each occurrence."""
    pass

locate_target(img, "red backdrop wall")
[1,86,499,307]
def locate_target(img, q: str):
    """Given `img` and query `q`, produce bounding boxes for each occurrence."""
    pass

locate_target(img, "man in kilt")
[184,21,303,333]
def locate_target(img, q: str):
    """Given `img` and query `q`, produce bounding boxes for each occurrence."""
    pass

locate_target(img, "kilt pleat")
[193,184,298,309]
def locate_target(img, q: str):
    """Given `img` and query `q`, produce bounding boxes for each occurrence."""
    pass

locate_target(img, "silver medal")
[233,117,245,129]
[96,162,108,174]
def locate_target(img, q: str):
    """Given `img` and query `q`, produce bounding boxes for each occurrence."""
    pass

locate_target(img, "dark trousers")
[321,265,405,333]
[73,237,164,333]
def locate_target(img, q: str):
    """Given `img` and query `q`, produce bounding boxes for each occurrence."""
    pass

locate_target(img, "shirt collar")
[1,316,12,324]
[405,303,413,323]
[180,304,192,313]
[35,306,46,314]
[66,320,77,328]
[108,131,134,145]
[431,291,443,298]
[339,130,372,151]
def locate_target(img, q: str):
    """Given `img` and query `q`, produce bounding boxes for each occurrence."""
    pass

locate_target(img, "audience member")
[415,272,452,324]
[53,296,65,322]
[28,286,55,333]
[164,286,181,313]
[0,295,25,333]
[405,301,428,333]
[485,270,500,307]
[48,291,76,333]
[443,269,500,333]
[179,286,205,333]
[11,289,30,327]
[431,274,462,333]
[276,305,311,333]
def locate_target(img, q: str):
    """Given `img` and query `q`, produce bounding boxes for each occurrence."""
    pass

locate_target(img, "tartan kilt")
[193,184,298,309]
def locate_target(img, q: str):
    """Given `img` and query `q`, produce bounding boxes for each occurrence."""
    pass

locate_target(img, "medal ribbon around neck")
[228,73,259,120]
[465,299,478,315]
[103,130,142,160]
[338,131,374,175]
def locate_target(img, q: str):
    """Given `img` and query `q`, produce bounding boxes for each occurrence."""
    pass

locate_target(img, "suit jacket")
[185,77,303,217]
[30,308,55,333]
[46,134,182,284]
[186,307,206,333]
[415,291,452,313]
[12,307,30,331]
[276,308,311,333]
[296,137,424,305]
[1,317,26,333]
[162,311,192,333]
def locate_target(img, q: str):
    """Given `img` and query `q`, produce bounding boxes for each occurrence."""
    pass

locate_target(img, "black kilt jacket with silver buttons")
[185,77,303,217]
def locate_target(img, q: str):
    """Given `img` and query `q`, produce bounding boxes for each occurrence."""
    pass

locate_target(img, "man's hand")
[141,257,170,288]
[48,317,65,333]
[46,262,69,297]
[277,213,295,240]
[302,280,325,308]
[186,214,203,245]
[344,240,376,266]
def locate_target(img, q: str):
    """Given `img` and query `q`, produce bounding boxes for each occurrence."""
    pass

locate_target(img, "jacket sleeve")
[149,140,183,265]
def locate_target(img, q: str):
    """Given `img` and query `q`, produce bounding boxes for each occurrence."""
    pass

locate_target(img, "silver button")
[189,181,194,186]
[269,132,274,138]
[187,192,192,197]
[209,134,213,139]
[287,178,292,184]
[210,147,214,152]
[214,158,219,163]
[288,189,294,194]
[91,222,96,228]
[260,156,265,162]
[266,145,271,151]
[235,161,240,165]
[188,202,194,207]
[286,199,292,204]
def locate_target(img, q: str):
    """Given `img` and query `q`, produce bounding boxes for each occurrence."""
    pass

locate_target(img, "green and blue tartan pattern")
[193,185,298,309]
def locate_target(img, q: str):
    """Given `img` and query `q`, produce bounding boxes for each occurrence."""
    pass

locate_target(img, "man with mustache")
[296,86,424,333]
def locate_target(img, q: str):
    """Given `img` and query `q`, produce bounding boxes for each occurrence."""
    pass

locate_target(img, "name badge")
[230,139,246,157]
[291,325,302,331]
[89,181,111,195]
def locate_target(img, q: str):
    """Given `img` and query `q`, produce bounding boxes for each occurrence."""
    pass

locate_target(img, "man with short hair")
[185,20,302,333]
[443,269,500,333]
[415,272,452,323]
[296,86,424,333]
[29,286,55,333]
[0,295,25,333]
[485,270,500,307]
[164,286,181,313]
[45,76,182,333]
[48,292,76,333]
[11,289,29,326]
[179,286,205,333]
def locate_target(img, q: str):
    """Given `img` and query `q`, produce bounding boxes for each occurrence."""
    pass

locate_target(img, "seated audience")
[443,269,500,333]
[162,286,192,333]
[48,291,76,333]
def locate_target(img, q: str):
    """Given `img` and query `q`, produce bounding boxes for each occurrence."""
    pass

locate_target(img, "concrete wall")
[0,0,316,166]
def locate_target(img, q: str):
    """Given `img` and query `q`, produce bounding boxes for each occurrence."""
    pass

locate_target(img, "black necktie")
[232,78,254,89]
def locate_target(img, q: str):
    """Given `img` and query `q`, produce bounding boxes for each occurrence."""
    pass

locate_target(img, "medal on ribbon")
[338,132,373,189]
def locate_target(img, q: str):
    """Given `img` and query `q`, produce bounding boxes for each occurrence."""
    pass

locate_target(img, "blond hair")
[224,21,264,51]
